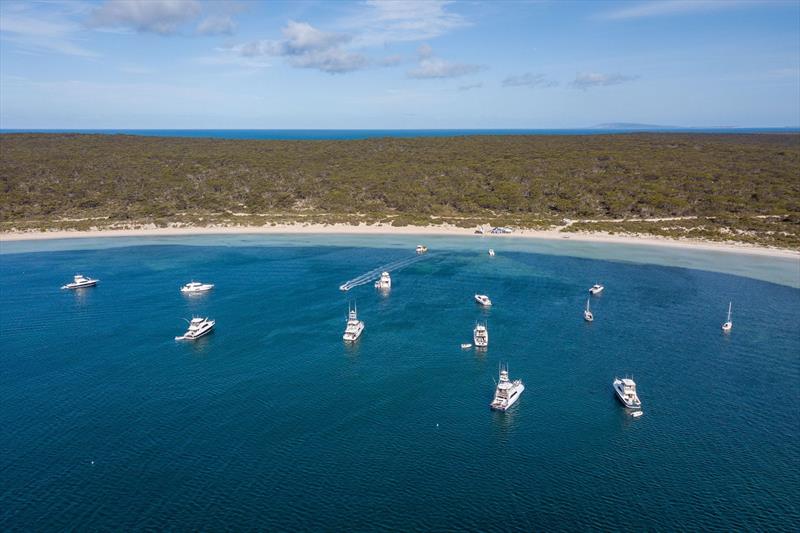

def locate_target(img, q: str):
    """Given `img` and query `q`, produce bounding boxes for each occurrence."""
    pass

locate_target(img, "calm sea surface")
[1,235,798,530]
[2,128,798,140]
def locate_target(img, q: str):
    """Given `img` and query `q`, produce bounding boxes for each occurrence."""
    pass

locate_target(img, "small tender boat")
[583,298,594,322]
[474,294,492,307]
[489,364,524,411]
[589,283,604,295]
[343,303,364,343]
[339,284,349,291]
[630,410,643,418]
[61,274,99,290]
[474,322,489,348]
[175,317,215,340]
[613,377,642,409]
[180,281,214,293]
[461,343,473,349]
[416,244,428,254]
[374,271,391,290]
[722,302,733,332]
[488,249,495,257]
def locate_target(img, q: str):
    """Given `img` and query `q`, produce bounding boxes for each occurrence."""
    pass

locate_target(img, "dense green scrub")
[1,133,798,246]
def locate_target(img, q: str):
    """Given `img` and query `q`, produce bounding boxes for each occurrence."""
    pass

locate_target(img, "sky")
[0,0,798,129]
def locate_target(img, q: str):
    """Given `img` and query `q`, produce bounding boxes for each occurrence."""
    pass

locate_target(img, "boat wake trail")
[339,254,428,291]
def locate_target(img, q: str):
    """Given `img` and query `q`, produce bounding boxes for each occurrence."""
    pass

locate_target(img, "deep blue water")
[1,128,798,140]
[1,238,798,530]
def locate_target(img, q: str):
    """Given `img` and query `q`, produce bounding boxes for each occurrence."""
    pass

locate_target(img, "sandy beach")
[2,223,797,260]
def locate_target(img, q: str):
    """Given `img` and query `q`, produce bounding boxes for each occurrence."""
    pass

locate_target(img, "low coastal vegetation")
[1,133,798,247]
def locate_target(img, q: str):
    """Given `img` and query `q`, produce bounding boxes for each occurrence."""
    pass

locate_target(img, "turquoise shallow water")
[1,236,798,530]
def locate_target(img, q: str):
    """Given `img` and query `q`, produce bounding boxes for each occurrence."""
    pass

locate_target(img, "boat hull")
[490,384,525,411]
[62,281,97,289]
[176,325,214,341]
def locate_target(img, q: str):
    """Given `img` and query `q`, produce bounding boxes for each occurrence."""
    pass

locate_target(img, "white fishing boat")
[473,322,489,348]
[490,364,524,411]
[613,377,642,409]
[342,303,364,342]
[722,302,733,332]
[416,244,428,254]
[175,317,215,340]
[488,249,495,257]
[584,298,594,322]
[589,283,604,295]
[374,271,391,290]
[61,274,98,290]
[474,294,492,307]
[180,281,214,293]
[461,343,473,349]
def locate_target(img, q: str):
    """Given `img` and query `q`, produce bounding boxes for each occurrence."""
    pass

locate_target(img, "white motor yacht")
[488,249,495,257]
[722,302,733,332]
[584,298,594,322]
[61,274,99,290]
[589,283,604,295]
[473,322,489,348]
[374,271,392,290]
[474,294,492,307]
[180,281,214,293]
[175,317,215,340]
[343,303,365,342]
[613,377,642,409]
[490,365,525,411]
[416,245,428,254]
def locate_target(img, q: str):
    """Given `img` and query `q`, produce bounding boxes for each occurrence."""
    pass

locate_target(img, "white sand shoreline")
[2,223,798,259]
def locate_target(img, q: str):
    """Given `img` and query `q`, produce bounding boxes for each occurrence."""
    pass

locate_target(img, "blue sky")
[1,0,798,129]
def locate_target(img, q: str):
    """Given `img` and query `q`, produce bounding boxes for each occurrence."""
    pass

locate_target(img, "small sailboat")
[722,302,733,332]
[583,298,594,322]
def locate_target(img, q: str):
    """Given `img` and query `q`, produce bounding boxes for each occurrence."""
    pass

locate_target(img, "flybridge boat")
[343,303,364,343]
[474,294,492,307]
[583,298,594,322]
[175,317,215,341]
[416,245,428,254]
[613,377,642,409]
[374,271,391,290]
[490,365,524,411]
[722,302,733,332]
[589,283,604,295]
[181,281,214,293]
[473,322,489,348]
[61,274,98,290]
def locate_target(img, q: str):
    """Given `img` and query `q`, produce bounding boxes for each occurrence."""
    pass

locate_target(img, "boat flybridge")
[61,274,99,290]
[374,271,392,290]
[722,302,733,332]
[473,322,489,348]
[416,245,428,254]
[589,283,604,295]
[584,298,594,322]
[181,281,214,293]
[175,317,215,341]
[613,377,642,409]
[474,294,492,307]
[343,303,365,343]
[490,364,525,411]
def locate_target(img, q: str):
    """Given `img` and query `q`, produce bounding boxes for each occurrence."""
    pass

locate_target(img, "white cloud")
[230,21,367,73]
[599,0,759,21]
[407,45,482,79]
[197,15,235,36]
[345,0,469,46]
[0,12,99,57]
[89,0,201,35]
[572,72,638,89]
[503,73,558,88]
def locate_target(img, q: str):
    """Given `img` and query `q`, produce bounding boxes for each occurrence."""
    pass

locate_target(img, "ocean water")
[1,236,798,530]
[2,128,798,140]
